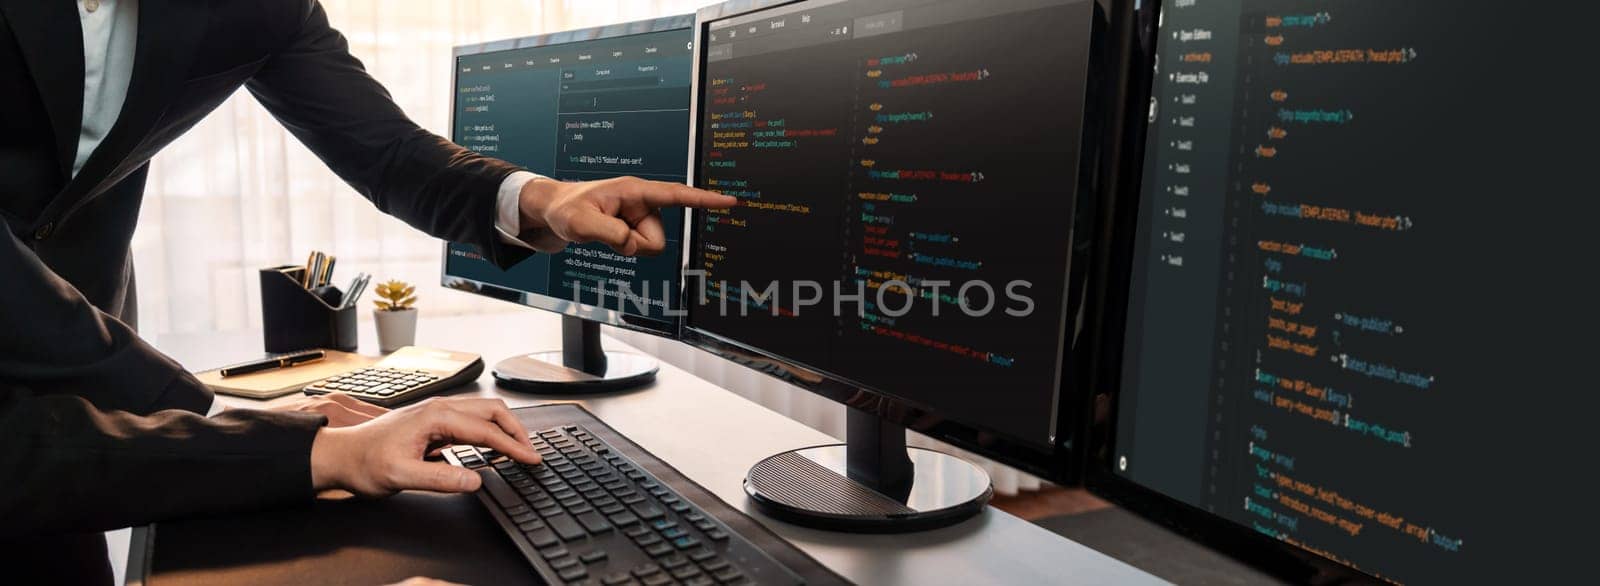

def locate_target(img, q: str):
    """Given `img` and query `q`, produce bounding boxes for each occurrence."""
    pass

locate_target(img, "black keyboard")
[446,424,805,585]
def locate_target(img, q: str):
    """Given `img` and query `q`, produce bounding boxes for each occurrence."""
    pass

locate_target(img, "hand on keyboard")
[310,397,541,497]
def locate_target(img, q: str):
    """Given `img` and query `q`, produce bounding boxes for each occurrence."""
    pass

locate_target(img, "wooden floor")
[990,484,1112,522]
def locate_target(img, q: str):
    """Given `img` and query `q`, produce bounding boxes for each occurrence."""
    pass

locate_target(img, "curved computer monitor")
[1085,0,1565,583]
[444,15,695,391]
[679,0,1118,531]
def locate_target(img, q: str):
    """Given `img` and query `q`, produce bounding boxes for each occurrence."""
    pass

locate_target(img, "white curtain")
[133,0,707,334]
[132,0,1043,495]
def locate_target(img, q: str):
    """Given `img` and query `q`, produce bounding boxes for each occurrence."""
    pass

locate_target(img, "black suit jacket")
[1,0,531,575]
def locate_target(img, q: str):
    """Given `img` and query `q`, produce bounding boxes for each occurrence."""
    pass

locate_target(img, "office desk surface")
[149,312,1163,585]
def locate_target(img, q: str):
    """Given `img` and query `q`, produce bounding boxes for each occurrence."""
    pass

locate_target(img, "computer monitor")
[682,0,1109,532]
[444,16,694,392]
[1087,1,1573,583]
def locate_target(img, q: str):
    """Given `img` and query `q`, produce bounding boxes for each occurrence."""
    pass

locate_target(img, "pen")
[307,252,324,290]
[341,273,371,309]
[340,273,364,309]
[320,254,337,288]
[301,251,318,288]
[219,350,327,378]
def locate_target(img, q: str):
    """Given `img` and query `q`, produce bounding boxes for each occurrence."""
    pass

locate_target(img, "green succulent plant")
[373,279,417,311]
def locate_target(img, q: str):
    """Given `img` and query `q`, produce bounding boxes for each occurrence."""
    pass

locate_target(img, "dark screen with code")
[688,0,1096,446]
[1112,1,1589,582]
[445,25,693,329]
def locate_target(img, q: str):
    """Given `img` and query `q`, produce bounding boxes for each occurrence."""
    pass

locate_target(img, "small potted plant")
[372,279,418,352]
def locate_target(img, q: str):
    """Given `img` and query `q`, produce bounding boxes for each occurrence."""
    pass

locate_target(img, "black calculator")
[303,346,484,406]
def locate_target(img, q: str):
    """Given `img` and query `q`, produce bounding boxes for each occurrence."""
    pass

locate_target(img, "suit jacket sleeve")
[0,228,211,416]
[0,384,326,537]
[244,0,533,269]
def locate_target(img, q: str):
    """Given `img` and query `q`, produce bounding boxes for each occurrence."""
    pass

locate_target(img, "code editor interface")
[689,0,1095,446]
[1113,1,1584,582]
[447,25,692,326]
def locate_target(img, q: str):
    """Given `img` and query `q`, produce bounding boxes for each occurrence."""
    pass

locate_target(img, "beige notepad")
[197,350,379,400]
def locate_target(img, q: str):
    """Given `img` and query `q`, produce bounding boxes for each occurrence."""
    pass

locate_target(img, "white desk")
[149,312,1164,585]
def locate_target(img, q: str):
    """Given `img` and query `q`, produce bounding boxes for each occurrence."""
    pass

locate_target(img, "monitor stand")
[491,315,659,393]
[743,405,993,533]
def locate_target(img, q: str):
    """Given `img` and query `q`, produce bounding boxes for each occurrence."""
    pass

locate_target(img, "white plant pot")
[374,308,418,353]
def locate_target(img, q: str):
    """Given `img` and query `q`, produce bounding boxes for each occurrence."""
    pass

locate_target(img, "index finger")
[433,409,541,466]
[627,180,738,209]
[443,399,540,463]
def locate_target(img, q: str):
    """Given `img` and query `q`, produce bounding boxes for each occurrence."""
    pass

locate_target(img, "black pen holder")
[260,265,358,353]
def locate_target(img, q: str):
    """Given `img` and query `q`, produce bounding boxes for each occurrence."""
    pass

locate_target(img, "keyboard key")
[558,566,588,582]
[650,519,677,531]
[510,511,538,524]
[602,573,632,585]
[699,560,730,573]
[632,563,663,577]
[694,521,717,531]
[641,575,672,586]
[684,577,717,586]
[580,551,609,564]
[568,504,594,515]
[669,502,692,513]
[707,530,729,541]
[673,536,701,550]
[598,503,624,515]
[712,568,744,583]
[624,526,651,538]
[524,528,559,548]
[576,511,613,533]
[517,519,546,532]
[608,512,639,526]
[620,494,646,505]
[687,549,716,562]
[661,527,687,540]
[630,502,665,520]
[644,543,673,557]
[634,533,662,546]
[504,504,531,516]
[541,546,569,560]
[671,566,703,580]
[546,514,586,541]
[537,505,562,517]
[551,557,580,571]
[659,554,688,570]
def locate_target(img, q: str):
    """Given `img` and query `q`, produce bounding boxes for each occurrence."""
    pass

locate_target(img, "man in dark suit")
[0,0,733,581]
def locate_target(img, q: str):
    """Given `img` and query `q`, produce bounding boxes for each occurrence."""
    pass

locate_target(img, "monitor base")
[744,408,992,533]
[491,315,658,394]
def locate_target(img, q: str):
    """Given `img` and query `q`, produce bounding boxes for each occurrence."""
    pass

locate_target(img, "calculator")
[303,346,484,406]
